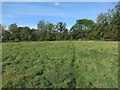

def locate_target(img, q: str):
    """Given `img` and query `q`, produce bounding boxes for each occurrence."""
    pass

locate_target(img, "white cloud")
[55,2,60,6]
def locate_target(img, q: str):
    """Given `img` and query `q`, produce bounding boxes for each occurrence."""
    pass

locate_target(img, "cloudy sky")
[2,2,118,29]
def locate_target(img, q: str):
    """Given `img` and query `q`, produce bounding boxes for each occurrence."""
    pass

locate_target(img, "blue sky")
[2,2,118,29]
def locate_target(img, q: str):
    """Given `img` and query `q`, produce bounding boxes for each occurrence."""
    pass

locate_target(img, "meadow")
[2,41,118,88]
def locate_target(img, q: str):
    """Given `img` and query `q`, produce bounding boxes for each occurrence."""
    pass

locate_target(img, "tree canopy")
[1,2,120,42]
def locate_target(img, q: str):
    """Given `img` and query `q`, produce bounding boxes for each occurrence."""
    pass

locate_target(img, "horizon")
[2,2,118,30]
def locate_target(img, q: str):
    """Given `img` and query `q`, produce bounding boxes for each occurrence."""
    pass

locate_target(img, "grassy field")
[2,41,118,88]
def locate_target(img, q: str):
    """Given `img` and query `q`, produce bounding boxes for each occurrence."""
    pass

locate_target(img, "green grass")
[2,41,118,88]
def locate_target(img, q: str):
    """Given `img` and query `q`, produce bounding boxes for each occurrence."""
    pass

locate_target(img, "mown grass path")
[2,41,118,88]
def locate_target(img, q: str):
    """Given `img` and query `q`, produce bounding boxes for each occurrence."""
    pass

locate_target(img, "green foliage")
[2,31,10,41]
[37,20,46,31]
[14,38,20,42]
[8,23,18,34]
[70,19,94,40]
[2,2,120,42]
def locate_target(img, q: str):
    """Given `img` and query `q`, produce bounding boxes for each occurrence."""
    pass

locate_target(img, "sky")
[2,2,118,30]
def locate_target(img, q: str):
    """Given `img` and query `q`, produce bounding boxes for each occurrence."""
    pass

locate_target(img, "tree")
[70,19,94,40]
[37,20,46,31]
[2,1,120,42]
[62,28,69,40]
[37,20,48,41]
[94,2,120,40]
[55,22,67,40]
[19,26,32,41]
[45,23,54,41]
[8,23,18,34]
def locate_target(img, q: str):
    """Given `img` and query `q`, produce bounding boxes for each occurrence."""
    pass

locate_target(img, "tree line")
[1,2,120,42]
